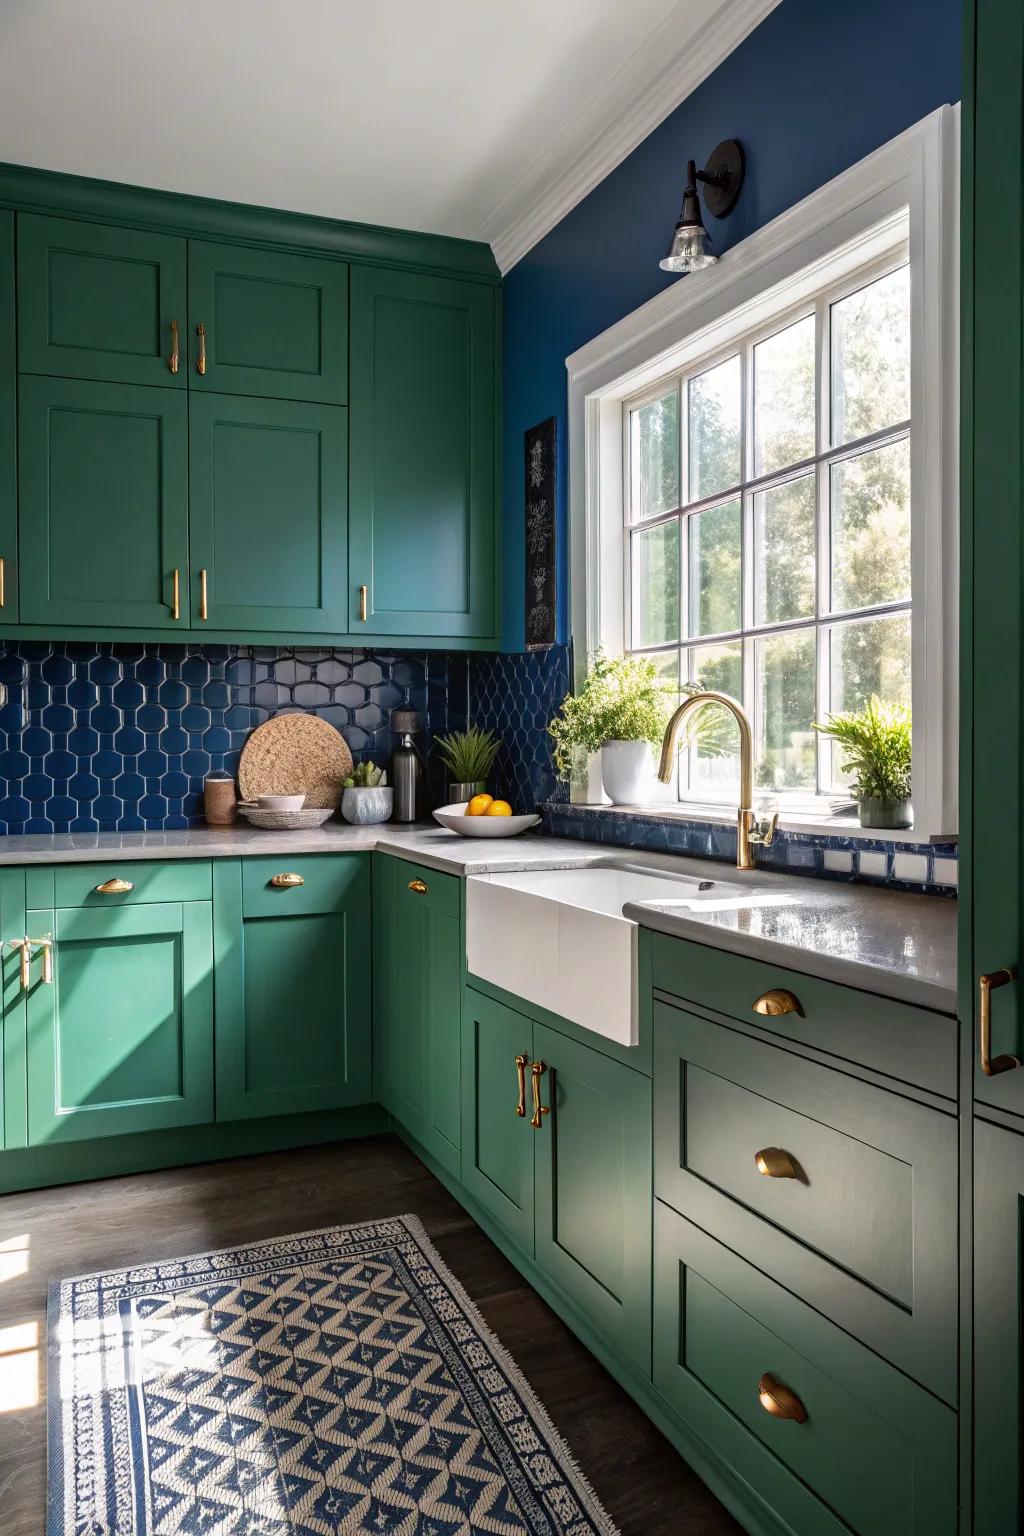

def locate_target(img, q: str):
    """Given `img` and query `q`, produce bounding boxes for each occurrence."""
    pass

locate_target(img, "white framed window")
[567,106,959,839]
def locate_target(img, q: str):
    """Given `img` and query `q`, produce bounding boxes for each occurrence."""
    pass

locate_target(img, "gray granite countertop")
[0,825,957,1013]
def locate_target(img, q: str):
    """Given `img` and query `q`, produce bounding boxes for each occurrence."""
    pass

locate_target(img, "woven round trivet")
[238,714,353,809]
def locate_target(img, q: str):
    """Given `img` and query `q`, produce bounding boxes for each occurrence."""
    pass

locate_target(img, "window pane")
[632,519,680,647]
[753,474,816,625]
[630,389,680,518]
[686,641,743,796]
[830,439,911,612]
[689,498,741,637]
[755,629,817,791]
[826,613,911,788]
[753,317,816,476]
[689,355,741,501]
[831,266,910,445]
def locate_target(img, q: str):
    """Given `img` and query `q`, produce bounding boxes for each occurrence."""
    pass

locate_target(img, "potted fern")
[434,726,501,803]
[813,697,912,829]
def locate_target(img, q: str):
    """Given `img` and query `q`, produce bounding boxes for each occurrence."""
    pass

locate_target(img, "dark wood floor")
[0,1133,742,1536]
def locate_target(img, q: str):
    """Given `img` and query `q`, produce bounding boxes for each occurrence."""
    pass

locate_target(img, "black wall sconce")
[660,139,745,274]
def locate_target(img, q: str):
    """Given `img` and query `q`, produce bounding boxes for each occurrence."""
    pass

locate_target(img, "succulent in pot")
[812,697,912,829]
[433,725,501,804]
[341,761,393,825]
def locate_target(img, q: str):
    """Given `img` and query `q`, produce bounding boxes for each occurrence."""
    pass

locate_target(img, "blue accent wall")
[501,0,962,649]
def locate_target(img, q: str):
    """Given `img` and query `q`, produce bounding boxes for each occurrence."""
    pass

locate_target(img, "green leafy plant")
[547,650,724,780]
[434,726,500,784]
[812,697,911,801]
[344,761,387,788]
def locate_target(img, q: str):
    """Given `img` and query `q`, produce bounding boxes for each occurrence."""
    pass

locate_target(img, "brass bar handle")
[95,878,134,895]
[171,567,180,621]
[408,879,429,894]
[753,989,802,1018]
[755,1147,800,1180]
[530,1060,550,1130]
[0,554,6,608]
[979,968,1020,1076]
[196,321,207,375]
[358,584,368,623]
[758,1373,808,1423]
[9,939,30,992]
[270,872,304,889]
[514,1052,528,1117]
[28,937,53,985]
[199,568,208,622]
[169,319,180,374]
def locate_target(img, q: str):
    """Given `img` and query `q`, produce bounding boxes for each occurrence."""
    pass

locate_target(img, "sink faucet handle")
[748,810,779,848]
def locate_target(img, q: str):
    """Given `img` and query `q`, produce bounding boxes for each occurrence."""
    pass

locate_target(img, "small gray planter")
[341,786,394,825]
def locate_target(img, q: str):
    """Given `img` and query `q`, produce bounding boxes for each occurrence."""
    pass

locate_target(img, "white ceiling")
[0,0,779,269]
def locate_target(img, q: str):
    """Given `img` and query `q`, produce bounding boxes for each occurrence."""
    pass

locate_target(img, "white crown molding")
[480,0,782,274]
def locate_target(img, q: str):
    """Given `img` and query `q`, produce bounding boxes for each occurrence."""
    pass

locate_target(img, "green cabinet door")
[0,868,28,1150]
[532,1023,652,1375]
[188,241,348,403]
[975,1117,1024,1535]
[18,375,189,627]
[189,392,347,633]
[17,213,186,387]
[461,988,534,1250]
[0,210,16,620]
[26,901,213,1144]
[373,857,462,1176]
[349,267,496,638]
[213,857,371,1121]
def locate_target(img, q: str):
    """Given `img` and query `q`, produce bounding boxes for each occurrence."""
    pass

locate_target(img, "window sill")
[550,798,957,846]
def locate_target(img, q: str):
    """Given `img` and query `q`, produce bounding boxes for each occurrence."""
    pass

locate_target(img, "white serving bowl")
[256,794,307,812]
[433,802,541,839]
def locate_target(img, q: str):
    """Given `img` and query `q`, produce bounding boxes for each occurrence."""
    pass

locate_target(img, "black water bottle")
[390,710,426,823]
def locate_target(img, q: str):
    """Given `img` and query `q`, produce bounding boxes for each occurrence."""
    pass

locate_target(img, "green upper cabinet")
[188,392,348,632]
[0,210,16,621]
[187,241,348,404]
[17,213,187,387]
[214,856,371,1121]
[349,267,496,639]
[18,375,189,627]
[25,899,214,1144]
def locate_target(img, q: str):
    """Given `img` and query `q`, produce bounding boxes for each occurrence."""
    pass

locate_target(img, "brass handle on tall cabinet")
[514,1053,528,1117]
[169,319,180,374]
[9,939,29,992]
[757,1373,807,1423]
[979,968,1020,1076]
[358,584,368,623]
[199,568,208,621]
[755,1147,800,1180]
[753,989,802,1018]
[28,937,53,985]
[270,872,304,889]
[408,879,428,894]
[95,878,134,894]
[530,1060,550,1129]
[196,322,207,375]
[171,567,180,621]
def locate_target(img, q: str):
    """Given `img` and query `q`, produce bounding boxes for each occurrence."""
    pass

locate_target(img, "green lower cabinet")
[0,868,28,1149]
[213,857,371,1121]
[974,1117,1024,1536]
[373,856,462,1176]
[26,900,213,1144]
[654,1201,956,1536]
[460,989,535,1250]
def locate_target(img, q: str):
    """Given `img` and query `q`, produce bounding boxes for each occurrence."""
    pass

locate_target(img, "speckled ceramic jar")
[341,786,394,825]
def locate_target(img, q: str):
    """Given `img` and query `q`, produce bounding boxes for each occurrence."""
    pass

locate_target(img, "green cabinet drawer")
[28,860,212,909]
[390,857,461,919]
[187,241,348,404]
[654,1201,956,1536]
[17,213,187,388]
[654,999,957,1402]
[651,931,956,1099]
[0,210,16,621]
[240,854,364,918]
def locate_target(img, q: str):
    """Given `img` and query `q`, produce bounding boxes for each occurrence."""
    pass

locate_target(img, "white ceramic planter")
[600,739,653,806]
[341,786,393,825]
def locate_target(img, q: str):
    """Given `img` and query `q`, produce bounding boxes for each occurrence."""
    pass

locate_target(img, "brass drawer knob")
[408,879,429,894]
[758,1372,807,1423]
[95,878,134,895]
[753,988,802,1018]
[754,1147,800,1180]
[270,872,304,889]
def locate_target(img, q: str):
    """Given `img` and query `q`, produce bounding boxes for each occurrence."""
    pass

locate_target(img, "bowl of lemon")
[433,794,541,838]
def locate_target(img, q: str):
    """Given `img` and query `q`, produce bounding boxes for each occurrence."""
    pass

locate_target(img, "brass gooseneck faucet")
[657,690,776,870]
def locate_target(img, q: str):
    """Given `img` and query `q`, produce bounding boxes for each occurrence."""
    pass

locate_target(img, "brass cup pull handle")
[171,567,181,621]
[270,872,304,889]
[530,1060,550,1129]
[514,1053,529,1117]
[979,968,1020,1076]
[169,319,180,374]
[199,568,208,622]
[753,989,802,1018]
[358,584,368,623]
[95,878,134,895]
[408,879,429,894]
[755,1147,800,1180]
[196,321,207,375]
[758,1372,808,1423]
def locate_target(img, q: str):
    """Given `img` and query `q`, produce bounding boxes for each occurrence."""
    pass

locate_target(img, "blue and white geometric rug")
[48,1214,619,1536]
